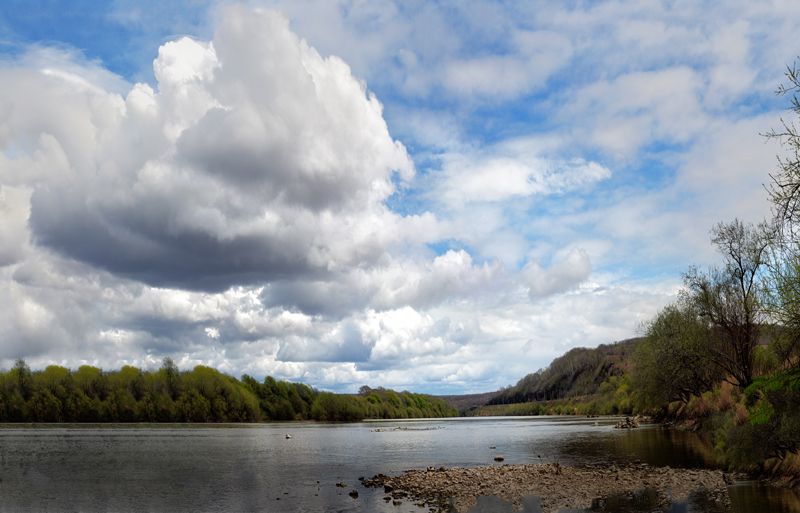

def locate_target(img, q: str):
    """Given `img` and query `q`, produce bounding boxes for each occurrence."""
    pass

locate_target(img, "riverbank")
[652,377,800,489]
[363,462,731,513]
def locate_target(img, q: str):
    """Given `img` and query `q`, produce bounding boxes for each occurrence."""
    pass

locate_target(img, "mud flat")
[363,462,731,513]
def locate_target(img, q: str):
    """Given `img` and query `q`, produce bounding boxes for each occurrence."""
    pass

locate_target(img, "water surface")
[0,417,797,512]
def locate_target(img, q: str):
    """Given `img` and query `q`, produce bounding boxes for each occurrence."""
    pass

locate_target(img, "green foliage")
[307,387,457,421]
[0,361,456,423]
[742,370,800,450]
[753,343,781,375]
[747,396,775,426]
[685,369,800,471]
[633,303,722,410]
[352,386,457,420]
[763,245,800,368]
[311,392,365,421]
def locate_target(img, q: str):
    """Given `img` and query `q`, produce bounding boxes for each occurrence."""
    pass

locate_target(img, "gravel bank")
[363,462,730,512]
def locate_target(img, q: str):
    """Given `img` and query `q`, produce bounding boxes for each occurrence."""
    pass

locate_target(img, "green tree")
[11,359,33,400]
[634,304,722,408]
[73,365,106,399]
[160,357,181,400]
[0,362,453,423]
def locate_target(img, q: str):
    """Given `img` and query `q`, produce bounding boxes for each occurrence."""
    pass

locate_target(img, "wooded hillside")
[487,338,640,405]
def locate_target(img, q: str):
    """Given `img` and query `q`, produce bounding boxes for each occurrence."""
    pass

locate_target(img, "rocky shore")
[363,462,730,513]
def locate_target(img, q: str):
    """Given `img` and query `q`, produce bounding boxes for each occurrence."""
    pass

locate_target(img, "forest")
[0,358,457,422]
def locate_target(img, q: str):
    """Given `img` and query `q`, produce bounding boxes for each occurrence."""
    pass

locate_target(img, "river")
[0,416,797,512]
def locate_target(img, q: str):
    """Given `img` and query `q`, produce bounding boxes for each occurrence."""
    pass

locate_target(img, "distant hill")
[437,391,501,415]
[487,338,641,406]
[437,338,643,416]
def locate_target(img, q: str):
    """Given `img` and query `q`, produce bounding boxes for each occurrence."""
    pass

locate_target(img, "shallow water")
[0,417,797,512]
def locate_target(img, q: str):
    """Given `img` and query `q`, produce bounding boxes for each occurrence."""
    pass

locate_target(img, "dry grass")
[716,381,736,411]
[733,402,749,426]
[686,393,712,417]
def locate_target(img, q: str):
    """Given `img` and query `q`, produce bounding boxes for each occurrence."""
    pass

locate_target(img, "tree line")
[0,358,457,422]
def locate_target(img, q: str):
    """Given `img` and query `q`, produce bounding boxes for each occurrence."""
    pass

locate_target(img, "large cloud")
[6,6,415,292]
[2,1,792,395]
[0,5,533,391]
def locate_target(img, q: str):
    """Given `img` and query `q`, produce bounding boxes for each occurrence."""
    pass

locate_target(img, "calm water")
[0,417,797,513]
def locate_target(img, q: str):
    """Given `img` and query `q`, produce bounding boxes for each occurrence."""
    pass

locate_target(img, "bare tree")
[683,219,771,388]
[768,59,800,235]
[764,59,800,368]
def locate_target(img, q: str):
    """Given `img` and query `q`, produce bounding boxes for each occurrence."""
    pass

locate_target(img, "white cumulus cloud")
[3,6,416,292]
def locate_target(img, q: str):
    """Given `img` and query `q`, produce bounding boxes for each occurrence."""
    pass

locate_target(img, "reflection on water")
[586,489,730,513]
[729,481,800,513]
[555,425,718,468]
[0,418,798,513]
[456,495,544,513]
[463,486,800,513]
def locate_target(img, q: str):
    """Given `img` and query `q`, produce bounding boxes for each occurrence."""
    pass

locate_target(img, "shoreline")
[363,462,731,513]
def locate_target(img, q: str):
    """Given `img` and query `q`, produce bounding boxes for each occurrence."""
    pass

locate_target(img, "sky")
[0,0,797,394]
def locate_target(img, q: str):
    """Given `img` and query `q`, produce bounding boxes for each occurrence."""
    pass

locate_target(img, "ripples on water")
[0,417,797,513]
